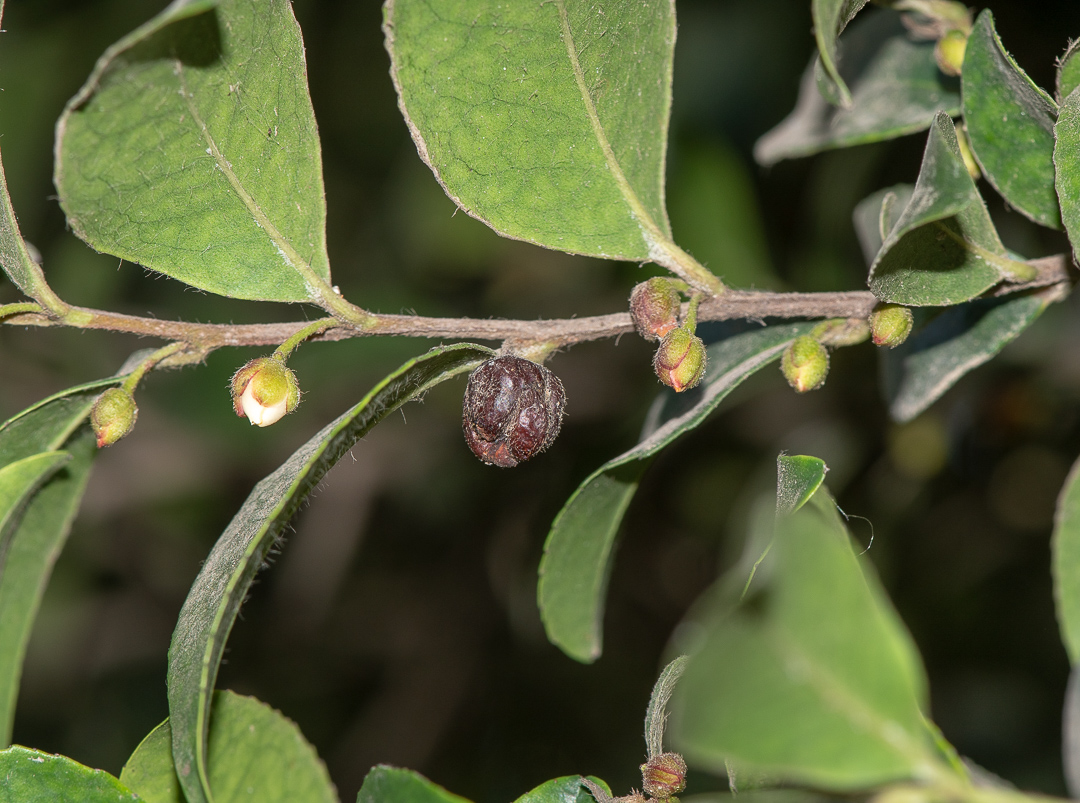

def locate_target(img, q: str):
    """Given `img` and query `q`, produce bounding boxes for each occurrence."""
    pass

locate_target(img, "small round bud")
[640,753,687,800]
[869,304,914,348]
[781,336,829,393]
[935,29,967,76]
[630,278,681,341]
[462,356,566,468]
[91,388,138,448]
[231,357,300,427]
[653,327,706,392]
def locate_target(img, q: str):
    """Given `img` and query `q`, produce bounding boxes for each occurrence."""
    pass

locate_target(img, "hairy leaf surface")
[167,343,493,803]
[539,323,816,663]
[962,11,1060,229]
[672,487,936,788]
[121,691,336,803]
[756,11,958,166]
[776,454,828,516]
[812,0,870,108]
[56,0,332,302]
[1056,86,1080,258]
[384,0,675,261]
[0,745,138,801]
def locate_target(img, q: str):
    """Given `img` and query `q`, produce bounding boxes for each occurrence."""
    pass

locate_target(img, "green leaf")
[0,378,117,745]
[56,0,333,302]
[671,486,938,789]
[961,11,1061,229]
[882,288,1058,423]
[852,184,915,267]
[358,766,472,803]
[384,0,675,261]
[776,455,828,516]
[1059,40,1080,104]
[514,776,603,803]
[539,323,817,663]
[756,11,959,166]
[869,113,1028,306]
[121,690,336,803]
[0,745,138,801]
[167,343,493,803]
[1055,86,1080,258]
[812,0,870,109]
[645,656,689,759]
[1053,454,1080,664]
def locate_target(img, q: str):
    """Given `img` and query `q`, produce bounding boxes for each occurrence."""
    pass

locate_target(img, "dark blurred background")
[1,0,1080,800]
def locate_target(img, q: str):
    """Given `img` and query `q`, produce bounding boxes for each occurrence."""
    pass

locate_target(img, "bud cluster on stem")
[631,279,708,393]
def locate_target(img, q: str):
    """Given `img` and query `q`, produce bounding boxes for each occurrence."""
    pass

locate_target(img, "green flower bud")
[935,29,967,76]
[91,387,138,448]
[231,357,300,427]
[630,278,681,341]
[641,752,687,800]
[781,336,829,393]
[869,304,914,348]
[654,327,706,392]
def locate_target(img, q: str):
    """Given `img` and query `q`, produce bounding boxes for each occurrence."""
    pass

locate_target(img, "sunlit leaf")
[962,11,1060,229]
[0,745,137,801]
[56,0,333,302]
[756,11,958,166]
[1055,86,1080,259]
[120,690,336,803]
[868,113,1028,306]
[167,343,493,803]
[384,0,675,261]
[672,486,938,789]
[882,287,1059,423]
[812,0,870,108]
[539,323,817,663]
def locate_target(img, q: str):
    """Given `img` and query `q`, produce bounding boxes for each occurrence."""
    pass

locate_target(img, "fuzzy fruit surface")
[869,303,914,348]
[462,356,566,468]
[641,752,687,800]
[630,277,681,341]
[91,387,138,448]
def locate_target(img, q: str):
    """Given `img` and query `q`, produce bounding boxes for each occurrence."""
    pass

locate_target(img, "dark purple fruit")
[462,356,566,468]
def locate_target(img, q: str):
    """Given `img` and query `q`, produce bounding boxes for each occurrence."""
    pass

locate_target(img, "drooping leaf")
[962,11,1061,229]
[882,286,1060,423]
[812,0,870,109]
[869,112,1030,306]
[0,378,119,745]
[0,745,138,801]
[775,455,828,516]
[56,0,333,302]
[384,0,675,261]
[1059,40,1080,103]
[539,323,817,663]
[756,11,959,166]
[358,766,473,803]
[671,486,938,789]
[167,343,493,803]
[852,184,915,267]
[1053,453,1080,665]
[120,690,336,803]
[1055,87,1080,258]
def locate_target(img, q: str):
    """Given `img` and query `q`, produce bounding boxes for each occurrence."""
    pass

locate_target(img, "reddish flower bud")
[630,278,681,341]
[869,304,914,348]
[231,357,300,427]
[91,387,138,448]
[653,327,706,392]
[781,336,829,393]
[462,356,566,468]
[640,753,687,800]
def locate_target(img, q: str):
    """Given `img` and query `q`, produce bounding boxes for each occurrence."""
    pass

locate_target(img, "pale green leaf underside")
[962,11,1061,229]
[1054,454,1080,664]
[853,184,915,267]
[0,745,138,801]
[869,113,1010,306]
[812,0,870,108]
[539,323,816,663]
[776,454,828,516]
[1055,87,1080,259]
[672,487,935,789]
[756,12,958,166]
[166,343,493,803]
[384,0,674,261]
[120,690,337,803]
[883,291,1052,423]
[56,0,331,302]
